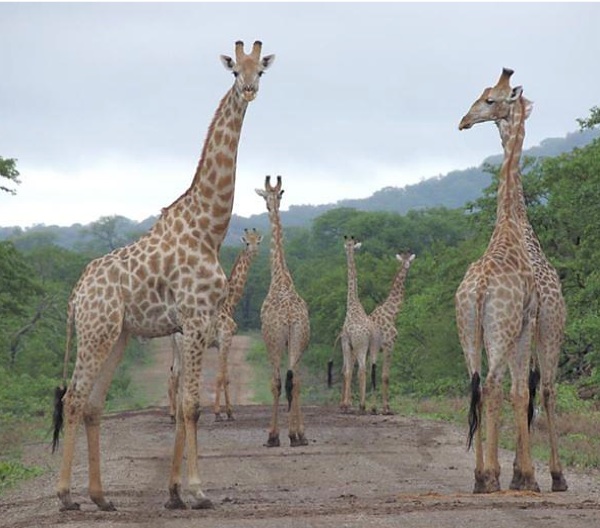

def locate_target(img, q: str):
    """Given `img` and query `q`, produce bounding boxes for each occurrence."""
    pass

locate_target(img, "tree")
[577,106,600,130]
[0,157,20,195]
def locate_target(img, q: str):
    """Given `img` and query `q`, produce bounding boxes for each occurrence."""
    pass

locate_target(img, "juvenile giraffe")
[369,250,415,414]
[339,236,378,413]
[51,41,275,512]
[459,68,567,492]
[168,228,263,422]
[255,175,310,447]
[456,68,539,493]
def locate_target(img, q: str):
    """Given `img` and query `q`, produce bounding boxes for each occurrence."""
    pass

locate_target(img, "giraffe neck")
[377,266,409,319]
[267,207,292,287]
[345,248,361,308]
[494,96,526,229]
[162,87,248,248]
[221,249,257,318]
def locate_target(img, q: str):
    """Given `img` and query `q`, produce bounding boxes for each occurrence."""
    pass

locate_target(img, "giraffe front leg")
[213,352,225,422]
[165,404,187,510]
[183,331,213,510]
[340,342,353,412]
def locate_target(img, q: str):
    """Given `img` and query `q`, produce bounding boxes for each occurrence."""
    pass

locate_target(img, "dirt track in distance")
[2,335,600,527]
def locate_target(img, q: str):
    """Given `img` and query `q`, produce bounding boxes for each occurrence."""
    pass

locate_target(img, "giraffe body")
[256,176,310,447]
[458,68,567,493]
[339,236,378,413]
[168,229,263,422]
[52,41,275,512]
[369,251,415,414]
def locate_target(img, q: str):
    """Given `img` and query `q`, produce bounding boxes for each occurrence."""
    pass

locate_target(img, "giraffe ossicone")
[51,40,275,513]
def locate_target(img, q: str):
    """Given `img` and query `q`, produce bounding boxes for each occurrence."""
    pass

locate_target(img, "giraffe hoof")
[226,414,235,421]
[290,433,308,447]
[164,497,187,510]
[551,473,568,492]
[98,501,117,512]
[265,434,280,447]
[59,502,81,512]
[191,497,214,510]
[215,414,224,422]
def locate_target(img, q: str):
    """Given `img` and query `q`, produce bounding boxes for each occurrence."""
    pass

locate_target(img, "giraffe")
[255,175,310,447]
[339,235,378,413]
[458,68,568,492]
[455,67,541,494]
[50,40,275,512]
[167,228,263,422]
[369,250,415,415]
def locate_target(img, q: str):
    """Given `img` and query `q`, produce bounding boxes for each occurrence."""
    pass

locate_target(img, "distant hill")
[2,127,599,249]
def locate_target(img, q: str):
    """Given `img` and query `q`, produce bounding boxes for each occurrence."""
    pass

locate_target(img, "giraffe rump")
[467,371,481,450]
[52,385,67,453]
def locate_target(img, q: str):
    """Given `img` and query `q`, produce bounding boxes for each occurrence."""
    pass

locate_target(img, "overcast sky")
[1,2,599,228]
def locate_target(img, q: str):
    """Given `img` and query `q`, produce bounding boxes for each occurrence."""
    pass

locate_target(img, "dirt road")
[2,336,600,527]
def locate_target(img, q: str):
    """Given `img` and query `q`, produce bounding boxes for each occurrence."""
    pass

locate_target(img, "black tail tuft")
[467,372,481,450]
[52,385,67,454]
[528,367,541,429]
[327,360,333,388]
[285,370,294,411]
[371,363,377,391]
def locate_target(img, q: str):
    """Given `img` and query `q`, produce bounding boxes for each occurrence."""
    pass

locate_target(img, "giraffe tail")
[528,367,541,429]
[52,385,67,453]
[467,371,481,450]
[285,370,294,411]
[327,360,334,388]
[327,332,342,388]
[52,298,75,453]
[371,363,377,391]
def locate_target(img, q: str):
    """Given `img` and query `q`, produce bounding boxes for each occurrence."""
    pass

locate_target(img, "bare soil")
[2,336,600,527]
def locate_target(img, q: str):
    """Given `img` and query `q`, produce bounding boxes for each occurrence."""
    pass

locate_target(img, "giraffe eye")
[232,71,239,78]
[485,98,494,105]
[257,71,264,77]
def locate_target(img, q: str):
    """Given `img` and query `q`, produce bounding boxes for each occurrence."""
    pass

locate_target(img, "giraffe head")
[241,227,263,257]
[343,235,362,253]
[458,68,532,131]
[255,175,284,212]
[220,40,275,102]
[396,251,416,269]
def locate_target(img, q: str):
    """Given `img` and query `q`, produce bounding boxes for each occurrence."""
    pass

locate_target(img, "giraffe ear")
[255,188,266,198]
[509,86,523,102]
[409,253,416,262]
[354,242,362,250]
[261,54,276,70]
[220,55,235,71]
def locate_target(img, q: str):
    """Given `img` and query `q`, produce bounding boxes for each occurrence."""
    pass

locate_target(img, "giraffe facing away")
[255,175,310,447]
[369,250,415,415]
[455,68,541,494]
[459,68,567,493]
[51,41,275,512]
[339,236,378,413]
[168,228,263,422]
